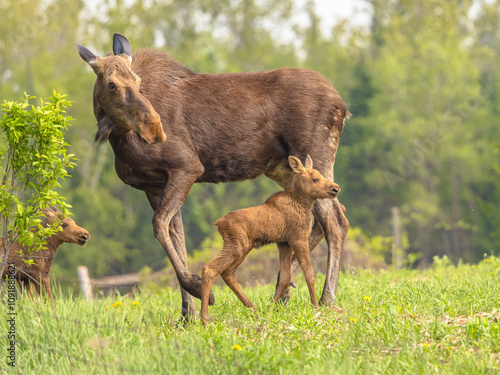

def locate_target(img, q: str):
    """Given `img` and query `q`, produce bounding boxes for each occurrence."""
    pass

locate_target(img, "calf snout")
[77,229,90,245]
[328,183,341,197]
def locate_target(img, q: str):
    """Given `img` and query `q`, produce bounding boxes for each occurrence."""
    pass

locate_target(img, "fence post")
[391,206,403,269]
[77,265,92,301]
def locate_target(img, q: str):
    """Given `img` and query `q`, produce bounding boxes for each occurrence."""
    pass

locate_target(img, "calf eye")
[108,82,116,90]
[62,223,68,228]
[312,178,319,183]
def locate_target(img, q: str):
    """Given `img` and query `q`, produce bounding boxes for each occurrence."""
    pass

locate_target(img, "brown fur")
[77,34,350,319]
[1,207,90,299]
[200,156,340,324]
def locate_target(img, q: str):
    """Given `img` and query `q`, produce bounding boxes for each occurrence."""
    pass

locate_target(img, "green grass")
[2,256,499,374]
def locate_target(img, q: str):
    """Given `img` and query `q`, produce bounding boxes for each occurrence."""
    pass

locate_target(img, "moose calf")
[201,155,340,324]
[1,206,90,299]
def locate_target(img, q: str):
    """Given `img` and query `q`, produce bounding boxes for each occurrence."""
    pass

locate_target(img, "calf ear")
[42,206,57,219]
[304,155,313,169]
[76,43,100,71]
[288,156,305,174]
[113,33,132,63]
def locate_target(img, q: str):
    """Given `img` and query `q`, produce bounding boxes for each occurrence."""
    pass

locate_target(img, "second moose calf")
[201,155,340,324]
[1,206,90,299]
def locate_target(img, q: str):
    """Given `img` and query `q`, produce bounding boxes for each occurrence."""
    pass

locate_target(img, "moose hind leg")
[313,198,349,306]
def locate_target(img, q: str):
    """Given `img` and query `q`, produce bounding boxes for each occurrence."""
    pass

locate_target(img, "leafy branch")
[0,91,76,276]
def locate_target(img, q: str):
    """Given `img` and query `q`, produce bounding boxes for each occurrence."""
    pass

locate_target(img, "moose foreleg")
[169,210,198,321]
[151,171,215,306]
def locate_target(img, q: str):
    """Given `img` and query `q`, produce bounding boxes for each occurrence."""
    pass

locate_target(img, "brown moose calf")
[1,207,90,299]
[201,155,340,324]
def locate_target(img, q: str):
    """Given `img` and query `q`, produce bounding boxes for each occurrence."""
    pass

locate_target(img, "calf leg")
[41,274,52,300]
[220,253,256,314]
[292,241,319,307]
[279,218,324,303]
[201,242,244,324]
[19,269,42,297]
[273,243,293,303]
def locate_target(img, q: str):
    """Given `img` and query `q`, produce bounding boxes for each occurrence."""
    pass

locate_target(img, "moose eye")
[108,82,117,90]
[62,223,68,228]
[312,178,319,183]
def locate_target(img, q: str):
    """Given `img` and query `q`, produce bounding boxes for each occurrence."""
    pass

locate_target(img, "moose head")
[76,34,166,144]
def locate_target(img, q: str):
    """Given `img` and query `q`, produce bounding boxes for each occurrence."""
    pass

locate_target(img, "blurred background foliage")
[0,0,499,283]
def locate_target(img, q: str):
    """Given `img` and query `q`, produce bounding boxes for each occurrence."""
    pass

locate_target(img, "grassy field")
[2,255,499,374]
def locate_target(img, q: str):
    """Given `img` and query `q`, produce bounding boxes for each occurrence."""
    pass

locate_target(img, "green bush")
[0,92,75,274]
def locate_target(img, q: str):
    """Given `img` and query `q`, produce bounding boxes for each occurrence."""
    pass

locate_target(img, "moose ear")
[76,43,100,71]
[113,33,132,62]
[288,156,305,174]
[304,155,313,169]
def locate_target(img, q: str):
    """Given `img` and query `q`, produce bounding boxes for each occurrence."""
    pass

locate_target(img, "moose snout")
[154,128,167,144]
[150,112,166,144]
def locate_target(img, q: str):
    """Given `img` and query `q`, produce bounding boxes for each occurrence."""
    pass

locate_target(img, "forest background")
[0,0,499,284]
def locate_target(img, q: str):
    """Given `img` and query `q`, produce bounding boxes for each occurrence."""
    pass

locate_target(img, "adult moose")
[76,33,350,320]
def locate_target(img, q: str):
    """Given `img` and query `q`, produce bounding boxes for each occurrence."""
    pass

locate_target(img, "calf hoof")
[181,273,215,306]
[278,286,291,305]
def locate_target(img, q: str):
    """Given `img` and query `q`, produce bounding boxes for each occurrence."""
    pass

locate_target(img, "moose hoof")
[181,273,215,306]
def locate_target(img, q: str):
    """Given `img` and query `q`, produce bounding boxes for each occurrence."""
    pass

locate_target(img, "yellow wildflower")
[363,296,371,301]
[115,301,122,307]
[422,342,430,348]
[232,344,242,351]
[132,301,140,306]
[349,317,357,322]
[111,304,115,308]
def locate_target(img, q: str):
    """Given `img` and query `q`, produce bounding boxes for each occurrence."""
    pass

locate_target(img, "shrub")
[0,92,75,276]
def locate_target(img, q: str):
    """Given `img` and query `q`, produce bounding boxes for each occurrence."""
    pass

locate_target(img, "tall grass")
[2,256,499,374]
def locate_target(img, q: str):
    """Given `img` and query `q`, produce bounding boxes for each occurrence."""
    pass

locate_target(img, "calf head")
[76,33,166,144]
[288,155,340,200]
[43,207,90,246]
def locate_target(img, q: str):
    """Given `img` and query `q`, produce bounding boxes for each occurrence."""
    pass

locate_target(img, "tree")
[352,0,491,263]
